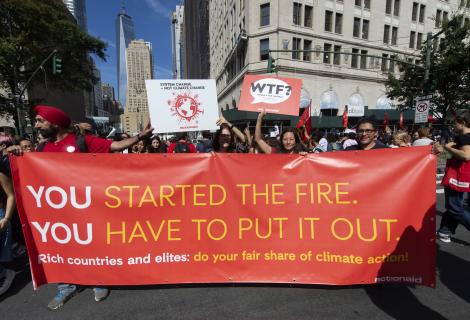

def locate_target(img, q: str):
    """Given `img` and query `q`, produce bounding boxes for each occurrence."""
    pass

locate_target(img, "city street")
[0,190,469,320]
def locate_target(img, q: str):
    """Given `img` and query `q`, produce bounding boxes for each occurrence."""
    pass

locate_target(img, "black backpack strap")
[75,134,89,153]
[36,142,46,152]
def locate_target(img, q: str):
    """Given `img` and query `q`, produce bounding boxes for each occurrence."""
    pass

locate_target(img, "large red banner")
[10,148,436,288]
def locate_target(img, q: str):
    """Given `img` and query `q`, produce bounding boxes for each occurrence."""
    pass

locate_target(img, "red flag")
[305,102,312,136]
[383,112,389,127]
[342,108,348,128]
[399,112,404,129]
[297,104,311,141]
[296,107,310,128]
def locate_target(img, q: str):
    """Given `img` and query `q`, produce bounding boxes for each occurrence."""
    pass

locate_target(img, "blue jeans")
[439,187,470,235]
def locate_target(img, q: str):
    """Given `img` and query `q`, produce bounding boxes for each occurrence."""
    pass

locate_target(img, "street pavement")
[0,192,469,319]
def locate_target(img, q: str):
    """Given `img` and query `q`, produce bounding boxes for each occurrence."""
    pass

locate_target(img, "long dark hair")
[279,127,304,154]
[147,136,167,153]
[213,123,235,152]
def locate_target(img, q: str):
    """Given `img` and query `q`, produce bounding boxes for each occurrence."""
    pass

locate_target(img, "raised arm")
[254,110,272,154]
[110,122,154,152]
[216,115,246,143]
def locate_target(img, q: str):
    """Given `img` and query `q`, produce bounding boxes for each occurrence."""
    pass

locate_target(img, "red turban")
[34,105,71,128]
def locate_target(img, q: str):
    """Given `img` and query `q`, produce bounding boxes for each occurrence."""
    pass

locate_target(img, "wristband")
[229,124,234,130]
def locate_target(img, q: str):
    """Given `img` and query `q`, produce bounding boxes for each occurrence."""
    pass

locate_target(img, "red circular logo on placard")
[417,102,428,112]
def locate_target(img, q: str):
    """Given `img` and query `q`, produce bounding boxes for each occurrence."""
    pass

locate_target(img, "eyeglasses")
[357,129,375,135]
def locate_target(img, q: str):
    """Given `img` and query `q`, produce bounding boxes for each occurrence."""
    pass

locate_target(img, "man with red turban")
[32,105,153,309]
[34,105,153,153]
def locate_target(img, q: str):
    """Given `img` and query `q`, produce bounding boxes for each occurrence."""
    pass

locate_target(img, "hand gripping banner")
[10,147,436,288]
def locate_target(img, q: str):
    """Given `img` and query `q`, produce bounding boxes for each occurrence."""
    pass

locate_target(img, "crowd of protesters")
[0,104,467,310]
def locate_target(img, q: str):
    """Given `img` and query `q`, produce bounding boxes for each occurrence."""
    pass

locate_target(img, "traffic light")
[52,54,62,74]
[267,54,276,73]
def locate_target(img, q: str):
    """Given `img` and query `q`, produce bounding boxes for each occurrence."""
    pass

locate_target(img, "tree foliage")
[0,0,106,105]
[386,15,470,119]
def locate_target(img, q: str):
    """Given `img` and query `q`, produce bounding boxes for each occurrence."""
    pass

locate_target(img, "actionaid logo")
[250,78,292,104]
[168,92,204,123]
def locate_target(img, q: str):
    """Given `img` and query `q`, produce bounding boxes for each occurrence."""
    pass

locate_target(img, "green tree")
[0,0,106,116]
[386,15,470,119]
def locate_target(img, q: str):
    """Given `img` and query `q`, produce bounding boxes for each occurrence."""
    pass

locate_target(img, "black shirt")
[454,133,470,149]
[345,141,389,151]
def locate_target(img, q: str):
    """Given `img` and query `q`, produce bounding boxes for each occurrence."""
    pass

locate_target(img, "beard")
[39,126,59,139]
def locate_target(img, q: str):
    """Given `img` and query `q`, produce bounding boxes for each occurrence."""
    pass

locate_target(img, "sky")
[86,0,182,92]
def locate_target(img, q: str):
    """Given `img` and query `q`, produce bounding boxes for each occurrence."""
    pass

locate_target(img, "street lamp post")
[13,49,58,136]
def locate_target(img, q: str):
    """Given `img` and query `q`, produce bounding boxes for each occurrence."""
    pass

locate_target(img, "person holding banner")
[0,165,16,296]
[32,105,153,154]
[28,105,153,309]
[255,110,304,154]
[436,113,470,243]
[344,118,388,151]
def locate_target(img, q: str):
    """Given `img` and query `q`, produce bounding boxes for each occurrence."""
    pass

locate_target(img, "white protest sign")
[145,80,219,133]
[414,100,430,124]
[347,105,365,117]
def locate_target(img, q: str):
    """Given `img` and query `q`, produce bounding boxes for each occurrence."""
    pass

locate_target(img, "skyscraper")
[121,40,153,133]
[184,0,210,79]
[62,0,87,32]
[171,5,185,79]
[116,7,135,108]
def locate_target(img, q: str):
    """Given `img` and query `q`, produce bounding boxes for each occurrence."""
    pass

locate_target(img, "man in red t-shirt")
[34,105,152,153]
[32,105,153,310]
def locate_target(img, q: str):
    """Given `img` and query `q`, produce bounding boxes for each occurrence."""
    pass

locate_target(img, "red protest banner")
[239,75,302,116]
[10,148,436,288]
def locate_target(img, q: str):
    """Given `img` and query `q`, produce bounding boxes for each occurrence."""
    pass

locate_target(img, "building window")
[360,50,368,69]
[393,0,400,17]
[409,31,416,48]
[443,11,449,24]
[412,3,418,22]
[416,33,423,49]
[292,37,301,60]
[383,25,390,44]
[355,0,361,6]
[324,43,332,63]
[303,40,312,61]
[436,10,442,27]
[381,54,389,71]
[260,3,270,26]
[260,38,269,60]
[333,45,341,65]
[353,18,361,37]
[335,13,343,34]
[351,48,359,68]
[389,55,396,73]
[362,20,369,39]
[293,2,302,26]
[304,5,313,27]
[391,27,398,45]
[385,0,392,14]
[325,10,333,32]
[364,0,371,9]
[419,5,425,23]
[433,37,439,51]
